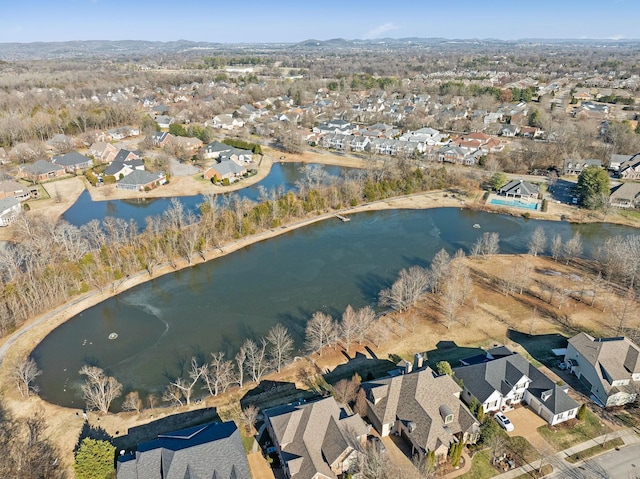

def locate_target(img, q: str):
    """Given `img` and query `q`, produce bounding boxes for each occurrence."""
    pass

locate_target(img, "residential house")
[150,132,173,148]
[454,347,580,425]
[519,126,543,139]
[89,142,118,163]
[0,180,31,201]
[564,333,640,407]
[618,154,640,179]
[45,133,77,152]
[113,149,141,164]
[361,366,480,462]
[0,197,22,226]
[19,160,66,182]
[208,114,244,130]
[107,126,140,140]
[437,145,478,165]
[313,119,353,136]
[52,151,93,173]
[609,155,635,171]
[105,157,144,178]
[155,115,175,129]
[116,421,250,479]
[349,135,370,152]
[203,160,247,181]
[170,136,204,152]
[116,170,166,191]
[609,182,640,208]
[499,180,539,199]
[265,397,368,479]
[562,159,602,176]
[574,102,610,119]
[500,124,520,137]
[203,141,233,160]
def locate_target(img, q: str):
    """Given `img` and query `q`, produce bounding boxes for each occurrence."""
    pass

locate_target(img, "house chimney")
[414,353,424,371]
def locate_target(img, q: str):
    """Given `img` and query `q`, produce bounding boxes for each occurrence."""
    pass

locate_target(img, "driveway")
[504,406,552,452]
[247,451,276,479]
[169,157,200,176]
[381,435,420,476]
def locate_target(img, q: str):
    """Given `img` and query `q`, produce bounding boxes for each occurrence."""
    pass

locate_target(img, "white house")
[565,333,640,407]
[0,197,22,226]
[455,347,580,425]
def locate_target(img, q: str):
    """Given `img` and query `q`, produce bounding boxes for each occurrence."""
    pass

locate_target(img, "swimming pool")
[490,198,539,210]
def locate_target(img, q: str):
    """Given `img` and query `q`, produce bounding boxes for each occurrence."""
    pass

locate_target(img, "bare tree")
[471,232,500,258]
[551,234,563,261]
[428,248,451,293]
[243,338,269,383]
[332,376,360,405]
[611,287,637,335]
[305,311,337,356]
[235,347,247,388]
[266,323,294,373]
[79,365,123,414]
[167,357,206,405]
[241,405,260,436]
[340,305,360,352]
[527,226,547,256]
[162,381,185,407]
[563,231,583,265]
[202,352,236,396]
[122,391,143,414]
[355,306,376,345]
[11,357,41,397]
[379,266,430,312]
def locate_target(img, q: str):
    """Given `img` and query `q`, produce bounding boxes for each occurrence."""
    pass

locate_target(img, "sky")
[1,0,638,44]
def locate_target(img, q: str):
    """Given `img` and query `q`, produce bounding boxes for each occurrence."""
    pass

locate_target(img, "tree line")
[0,162,470,340]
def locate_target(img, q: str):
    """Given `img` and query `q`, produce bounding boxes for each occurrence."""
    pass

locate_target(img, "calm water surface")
[33,207,636,407]
[62,163,349,228]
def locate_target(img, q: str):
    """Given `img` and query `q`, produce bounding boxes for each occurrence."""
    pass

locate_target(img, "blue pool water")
[490,198,538,210]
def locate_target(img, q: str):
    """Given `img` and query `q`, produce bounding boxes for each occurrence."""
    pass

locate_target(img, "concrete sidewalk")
[492,427,640,479]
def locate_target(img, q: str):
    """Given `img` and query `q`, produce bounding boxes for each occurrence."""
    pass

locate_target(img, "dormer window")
[439,405,454,425]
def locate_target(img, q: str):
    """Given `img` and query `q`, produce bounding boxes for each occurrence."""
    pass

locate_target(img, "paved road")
[579,442,640,479]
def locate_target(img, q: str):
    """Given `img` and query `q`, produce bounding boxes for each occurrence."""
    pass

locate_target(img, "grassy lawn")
[565,438,624,464]
[241,435,256,454]
[537,411,610,451]
[512,464,553,479]
[323,357,395,383]
[508,436,539,465]
[424,343,486,370]
[507,331,569,368]
[459,450,497,479]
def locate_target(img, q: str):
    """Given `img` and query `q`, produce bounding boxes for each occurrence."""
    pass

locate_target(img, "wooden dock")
[335,214,351,222]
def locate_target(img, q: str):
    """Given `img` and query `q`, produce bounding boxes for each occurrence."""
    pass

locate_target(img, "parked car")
[367,435,386,455]
[494,412,514,432]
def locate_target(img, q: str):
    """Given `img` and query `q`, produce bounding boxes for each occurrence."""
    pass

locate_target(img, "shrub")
[541,198,548,212]
[576,403,587,421]
[223,178,231,186]
[74,438,116,479]
[103,175,116,184]
[482,191,490,202]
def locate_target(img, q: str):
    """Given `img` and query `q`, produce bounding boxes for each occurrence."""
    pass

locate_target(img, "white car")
[494,412,514,432]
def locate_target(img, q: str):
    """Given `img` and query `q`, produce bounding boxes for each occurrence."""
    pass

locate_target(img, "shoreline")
[2,183,639,367]
[0,189,465,366]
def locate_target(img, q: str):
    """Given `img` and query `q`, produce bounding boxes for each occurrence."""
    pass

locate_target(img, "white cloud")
[608,34,625,40]
[363,22,399,40]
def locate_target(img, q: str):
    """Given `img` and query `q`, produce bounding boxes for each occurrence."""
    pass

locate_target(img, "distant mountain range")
[0,37,638,61]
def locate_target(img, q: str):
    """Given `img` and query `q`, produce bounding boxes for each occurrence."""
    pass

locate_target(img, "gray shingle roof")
[454,350,579,416]
[52,151,92,167]
[117,170,163,187]
[22,160,65,176]
[499,179,539,197]
[568,333,640,396]
[116,421,250,479]
[265,397,367,479]
[0,196,20,212]
[209,160,246,177]
[362,367,479,454]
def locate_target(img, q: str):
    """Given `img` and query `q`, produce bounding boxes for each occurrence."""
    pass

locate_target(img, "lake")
[32,207,636,407]
[62,162,351,228]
